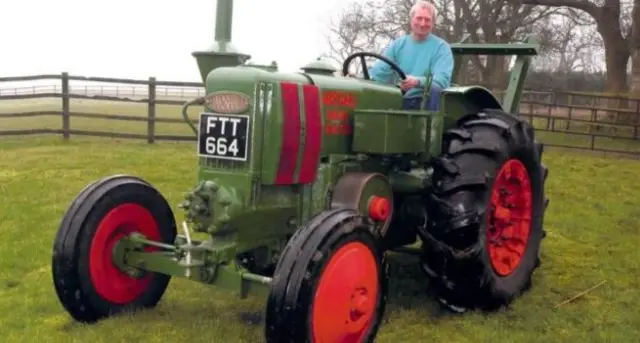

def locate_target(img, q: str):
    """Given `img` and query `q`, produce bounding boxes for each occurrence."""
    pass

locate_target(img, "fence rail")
[1,72,639,155]
[0,84,205,100]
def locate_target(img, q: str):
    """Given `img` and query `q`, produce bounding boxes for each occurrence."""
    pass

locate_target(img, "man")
[368,1,454,111]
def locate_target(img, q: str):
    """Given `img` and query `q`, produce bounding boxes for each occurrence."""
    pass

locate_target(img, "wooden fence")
[1,72,639,156]
[0,73,204,143]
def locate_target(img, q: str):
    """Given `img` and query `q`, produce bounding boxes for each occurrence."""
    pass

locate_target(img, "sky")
[0,0,364,83]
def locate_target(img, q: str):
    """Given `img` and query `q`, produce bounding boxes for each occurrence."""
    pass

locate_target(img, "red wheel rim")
[89,203,161,304]
[486,159,533,276]
[311,241,379,343]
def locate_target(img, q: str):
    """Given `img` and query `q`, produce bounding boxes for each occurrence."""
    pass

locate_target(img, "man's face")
[411,7,433,38]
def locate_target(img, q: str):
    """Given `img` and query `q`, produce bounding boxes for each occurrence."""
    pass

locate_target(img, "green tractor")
[51,1,549,341]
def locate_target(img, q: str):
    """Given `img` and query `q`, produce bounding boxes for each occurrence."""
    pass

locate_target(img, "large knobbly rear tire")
[52,175,177,323]
[421,109,549,312]
[265,208,388,343]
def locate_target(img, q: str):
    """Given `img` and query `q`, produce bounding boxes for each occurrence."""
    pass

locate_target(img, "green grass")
[0,137,639,342]
[0,99,639,342]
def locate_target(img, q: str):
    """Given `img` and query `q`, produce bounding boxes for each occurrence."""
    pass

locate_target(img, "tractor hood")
[198,65,403,186]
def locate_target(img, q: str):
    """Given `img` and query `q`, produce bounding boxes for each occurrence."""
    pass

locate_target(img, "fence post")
[61,72,70,140]
[147,77,156,144]
[546,92,554,130]
[566,94,573,131]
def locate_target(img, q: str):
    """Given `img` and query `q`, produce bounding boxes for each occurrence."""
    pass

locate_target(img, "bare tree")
[533,9,603,74]
[523,0,639,98]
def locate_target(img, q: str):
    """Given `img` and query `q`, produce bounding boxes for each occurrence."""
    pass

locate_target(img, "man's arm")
[415,42,454,89]
[368,40,398,84]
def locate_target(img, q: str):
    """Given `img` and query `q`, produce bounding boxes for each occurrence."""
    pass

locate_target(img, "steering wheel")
[341,51,408,94]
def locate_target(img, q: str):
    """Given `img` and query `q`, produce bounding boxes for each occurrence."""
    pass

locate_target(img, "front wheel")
[265,209,388,343]
[52,175,178,323]
[421,109,549,312]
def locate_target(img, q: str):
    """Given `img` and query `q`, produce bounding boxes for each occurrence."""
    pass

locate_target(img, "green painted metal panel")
[301,75,404,156]
[439,85,504,132]
[351,109,430,154]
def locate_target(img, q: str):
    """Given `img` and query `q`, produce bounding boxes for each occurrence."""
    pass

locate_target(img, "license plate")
[197,112,250,161]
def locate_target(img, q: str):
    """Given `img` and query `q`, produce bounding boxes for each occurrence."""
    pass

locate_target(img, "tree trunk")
[631,49,640,126]
[630,49,640,96]
[595,7,630,124]
[596,6,630,94]
[599,41,630,125]
[602,42,630,95]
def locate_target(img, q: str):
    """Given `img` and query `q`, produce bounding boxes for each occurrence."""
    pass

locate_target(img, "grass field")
[0,99,639,342]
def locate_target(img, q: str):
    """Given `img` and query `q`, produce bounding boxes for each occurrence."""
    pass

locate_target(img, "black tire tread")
[265,209,388,343]
[52,175,177,323]
[421,109,549,311]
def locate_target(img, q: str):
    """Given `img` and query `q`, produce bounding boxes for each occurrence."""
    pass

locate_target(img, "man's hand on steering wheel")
[400,76,420,91]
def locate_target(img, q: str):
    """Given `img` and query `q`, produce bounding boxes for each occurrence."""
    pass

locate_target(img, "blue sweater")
[368,34,454,98]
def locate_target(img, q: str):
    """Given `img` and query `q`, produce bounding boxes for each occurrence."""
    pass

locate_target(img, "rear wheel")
[52,175,177,323]
[421,109,549,312]
[265,209,388,343]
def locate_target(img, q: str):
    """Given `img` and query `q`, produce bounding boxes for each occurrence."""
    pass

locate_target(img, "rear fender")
[440,86,503,130]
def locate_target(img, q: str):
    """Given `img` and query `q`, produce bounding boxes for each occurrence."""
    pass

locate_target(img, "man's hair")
[410,1,437,19]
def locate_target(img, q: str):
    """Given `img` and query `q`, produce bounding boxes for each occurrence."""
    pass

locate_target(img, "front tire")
[421,109,549,312]
[265,209,388,343]
[52,175,177,323]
